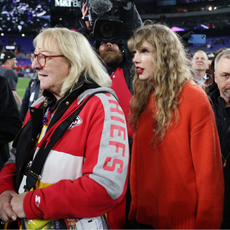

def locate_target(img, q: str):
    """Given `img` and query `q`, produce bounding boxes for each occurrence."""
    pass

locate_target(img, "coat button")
[66,101,69,105]
[32,138,34,142]
[31,109,35,113]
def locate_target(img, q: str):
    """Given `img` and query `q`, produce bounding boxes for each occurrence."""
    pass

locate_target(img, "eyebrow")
[35,49,56,54]
[138,45,152,51]
[220,71,230,75]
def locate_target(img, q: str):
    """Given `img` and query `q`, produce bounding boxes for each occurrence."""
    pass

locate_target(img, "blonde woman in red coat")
[128,22,224,229]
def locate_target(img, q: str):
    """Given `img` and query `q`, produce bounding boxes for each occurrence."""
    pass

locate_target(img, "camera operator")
[79,1,142,139]
[78,1,142,229]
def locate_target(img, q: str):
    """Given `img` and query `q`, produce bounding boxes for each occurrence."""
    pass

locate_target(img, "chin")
[40,84,48,91]
[139,76,149,81]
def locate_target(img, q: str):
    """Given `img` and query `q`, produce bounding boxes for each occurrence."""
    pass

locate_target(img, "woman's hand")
[0,190,18,223]
[10,192,28,219]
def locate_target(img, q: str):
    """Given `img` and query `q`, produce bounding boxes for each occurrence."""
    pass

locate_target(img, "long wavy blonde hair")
[128,22,194,142]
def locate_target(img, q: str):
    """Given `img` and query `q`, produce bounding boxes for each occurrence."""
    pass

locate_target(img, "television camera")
[81,0,133,43]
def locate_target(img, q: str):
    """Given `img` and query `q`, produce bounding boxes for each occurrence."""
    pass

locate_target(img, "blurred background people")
[192,50,211,87]
[0,51,22,107]
[0,27,129,229]
[19,72,41,122]
[209,48,230,229]
[207,52,215,68]
[128,22,224,229]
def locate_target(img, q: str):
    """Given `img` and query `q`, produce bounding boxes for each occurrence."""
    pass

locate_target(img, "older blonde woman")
[0,27,129,229]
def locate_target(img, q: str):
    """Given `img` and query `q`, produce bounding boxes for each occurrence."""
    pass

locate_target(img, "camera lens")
[100,22,115,39]
[93,18,124,43]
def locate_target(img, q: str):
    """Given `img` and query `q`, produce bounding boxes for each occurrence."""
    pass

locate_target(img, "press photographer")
[78,1,142,228]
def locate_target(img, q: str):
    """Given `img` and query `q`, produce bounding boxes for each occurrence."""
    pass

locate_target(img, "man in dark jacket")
[0,75,21,171]
[0,75,22,229]
[19,72,41,122]
[209,48,230,229]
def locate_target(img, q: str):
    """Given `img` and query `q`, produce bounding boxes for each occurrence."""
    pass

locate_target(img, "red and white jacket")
[0,86,129,229]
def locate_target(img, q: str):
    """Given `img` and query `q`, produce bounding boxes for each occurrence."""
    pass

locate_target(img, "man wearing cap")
[0,51,22,107]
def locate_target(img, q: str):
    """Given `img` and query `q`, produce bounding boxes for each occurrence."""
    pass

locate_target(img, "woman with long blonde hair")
[128,22,224,229]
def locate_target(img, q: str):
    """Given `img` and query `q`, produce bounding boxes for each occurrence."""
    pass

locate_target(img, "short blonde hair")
[33,27,111,96]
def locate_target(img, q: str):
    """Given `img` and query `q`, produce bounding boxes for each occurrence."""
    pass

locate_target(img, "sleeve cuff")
[23,191,42,220]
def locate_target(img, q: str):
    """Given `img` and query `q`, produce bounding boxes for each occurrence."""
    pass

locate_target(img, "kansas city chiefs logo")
[68,116,82,129]
[35,195,41,207]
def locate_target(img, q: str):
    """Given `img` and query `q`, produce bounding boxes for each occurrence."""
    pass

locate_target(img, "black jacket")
[209,83,230,158]
[0,75,22,170]
[209,83,230,228]
[19,75,41,122]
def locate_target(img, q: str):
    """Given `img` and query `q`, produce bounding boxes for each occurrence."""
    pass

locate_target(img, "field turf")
[17,77,31,100]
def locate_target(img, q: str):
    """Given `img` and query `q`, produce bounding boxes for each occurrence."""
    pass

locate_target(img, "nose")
[31,56,42,70]
[106,42,112,47]
[227,77,230,85]
[133,52,140,64]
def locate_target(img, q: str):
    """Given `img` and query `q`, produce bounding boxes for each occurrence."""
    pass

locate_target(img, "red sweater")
[129,82,224,229]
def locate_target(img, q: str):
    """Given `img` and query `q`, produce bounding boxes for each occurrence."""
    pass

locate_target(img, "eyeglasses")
[30,53,64,67]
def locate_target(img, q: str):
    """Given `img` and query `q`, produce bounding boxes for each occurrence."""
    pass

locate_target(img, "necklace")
[222,152,230,168]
